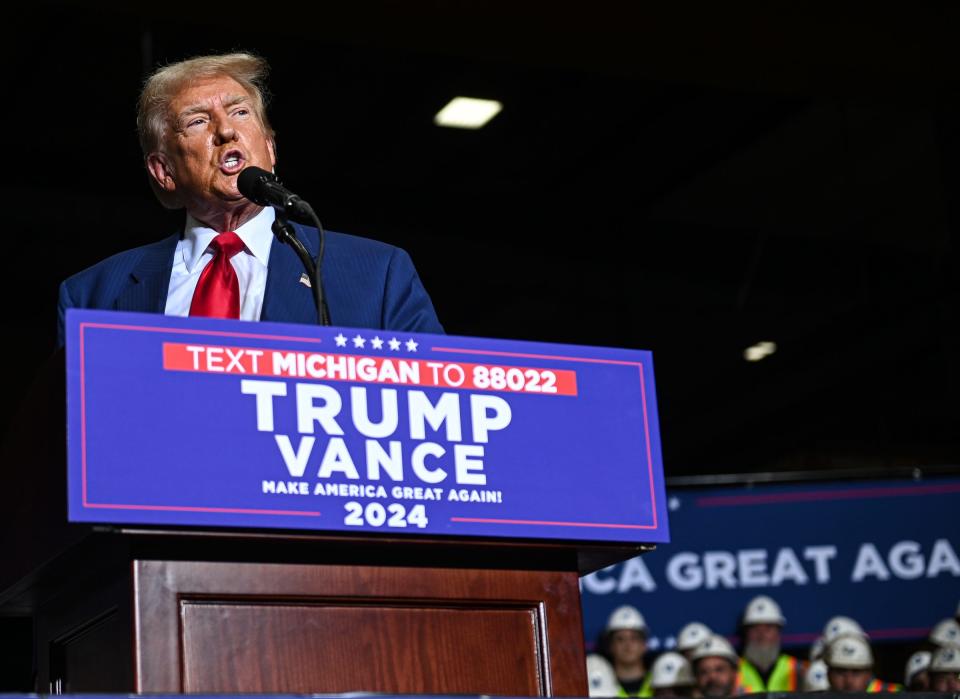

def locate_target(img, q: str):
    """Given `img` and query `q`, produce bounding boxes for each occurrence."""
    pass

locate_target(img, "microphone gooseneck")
[240,167,330,325]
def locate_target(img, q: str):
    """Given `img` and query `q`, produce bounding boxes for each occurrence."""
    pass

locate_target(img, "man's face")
[907,670,929,691]
[743,623,781,670]
[695,657,737,697]
[931,671,960,693]
[147,75,276,217]
[827,668,871,692]
[744,623,780,647]
[609,629,647,666]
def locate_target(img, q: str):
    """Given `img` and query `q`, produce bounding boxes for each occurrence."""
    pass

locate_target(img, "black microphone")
[237,166,313,223]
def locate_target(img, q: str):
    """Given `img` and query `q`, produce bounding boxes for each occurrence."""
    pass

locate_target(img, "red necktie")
[189,231,245,319]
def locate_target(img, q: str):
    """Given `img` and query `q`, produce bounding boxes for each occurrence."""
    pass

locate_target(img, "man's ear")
[267,137,277,170]
[146,152,176,193]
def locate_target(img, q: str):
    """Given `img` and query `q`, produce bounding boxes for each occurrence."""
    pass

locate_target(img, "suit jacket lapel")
[261,223,320,324]
[115,233,179,314]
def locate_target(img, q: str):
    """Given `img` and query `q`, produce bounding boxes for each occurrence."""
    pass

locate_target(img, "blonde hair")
[137,52,275,208]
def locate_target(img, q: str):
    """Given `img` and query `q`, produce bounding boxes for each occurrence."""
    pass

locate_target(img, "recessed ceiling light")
[744,341,777,362]
[434,97,503,129]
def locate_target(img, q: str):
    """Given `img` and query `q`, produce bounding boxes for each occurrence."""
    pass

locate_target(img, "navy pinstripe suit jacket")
[57,222,443,346]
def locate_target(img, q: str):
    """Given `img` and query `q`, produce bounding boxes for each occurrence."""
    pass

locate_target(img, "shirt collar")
[182,206,276,273]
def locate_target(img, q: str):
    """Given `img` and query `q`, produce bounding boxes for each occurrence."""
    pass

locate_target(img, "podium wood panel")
[134,559,586,695]
[181,604,541,694]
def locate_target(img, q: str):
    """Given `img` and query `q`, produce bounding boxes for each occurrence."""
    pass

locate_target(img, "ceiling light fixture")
[434,97,503,129]
[744,341,777,362]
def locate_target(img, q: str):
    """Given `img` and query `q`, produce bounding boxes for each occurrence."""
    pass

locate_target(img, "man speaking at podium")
[57,52,442,345]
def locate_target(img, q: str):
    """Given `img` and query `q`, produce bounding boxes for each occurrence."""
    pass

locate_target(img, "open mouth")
[219,150,245,174]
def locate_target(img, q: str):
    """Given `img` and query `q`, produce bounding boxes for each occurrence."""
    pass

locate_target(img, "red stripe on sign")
[162,343,577,396]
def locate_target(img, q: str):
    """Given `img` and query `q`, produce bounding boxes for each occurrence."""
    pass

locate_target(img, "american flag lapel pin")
[299,273,312,288]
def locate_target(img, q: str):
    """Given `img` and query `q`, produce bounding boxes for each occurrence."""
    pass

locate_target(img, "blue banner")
[65,309,668,544]
[581,477,960,650]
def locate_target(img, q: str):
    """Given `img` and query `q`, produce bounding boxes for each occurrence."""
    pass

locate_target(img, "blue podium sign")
[581,477,960,648]
[65,310,669,544]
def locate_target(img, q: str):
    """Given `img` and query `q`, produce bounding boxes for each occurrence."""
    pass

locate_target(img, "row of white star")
[333,333,419,352]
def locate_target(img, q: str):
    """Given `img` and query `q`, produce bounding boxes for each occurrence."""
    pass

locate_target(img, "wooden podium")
[0,348,650,695]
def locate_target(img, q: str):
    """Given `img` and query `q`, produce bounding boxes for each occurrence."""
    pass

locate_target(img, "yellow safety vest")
[616,673,653,697]
[867,679,903,693]
[737,655,801,693]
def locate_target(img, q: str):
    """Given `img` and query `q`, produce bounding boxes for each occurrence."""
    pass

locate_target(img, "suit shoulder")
[63,234,179,287]
[322,229,403,258]
[287,226,442,334]
[296,227,412,279]
[61,234,179,308]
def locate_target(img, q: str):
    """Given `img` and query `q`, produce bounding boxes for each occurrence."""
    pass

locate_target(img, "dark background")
[1,0,958,690]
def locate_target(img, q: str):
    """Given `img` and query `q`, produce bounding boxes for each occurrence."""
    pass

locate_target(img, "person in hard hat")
[736,595,803,692]
[903,650,931,692]
[929,645,960,692]
[804,659,830,692]
[587,653,623,698]
[691,634,744,697]
[929,617,960,649]
[600,605,653,697]
[824,635,901,693]
[649,652,696,698]
[812,615,867,667]
[676,622,712,662]
[822,615,869,646]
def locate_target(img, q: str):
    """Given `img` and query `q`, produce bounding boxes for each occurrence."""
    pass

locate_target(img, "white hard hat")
[690,634,739,666]
[905,651,932,686]
[825,635,873,670]
[931,646,960,673]
[650,652,695,689]
[586,653,620,697]
[804,659,830,692]
[742,595,786,626]
[822,616,868,644]
[606,605,648,635]
[929,617,960,648]
[676,622,712,652]
[809,637,825,661]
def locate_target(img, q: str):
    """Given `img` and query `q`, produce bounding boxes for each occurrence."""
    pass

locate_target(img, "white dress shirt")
[165,206,276,321]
